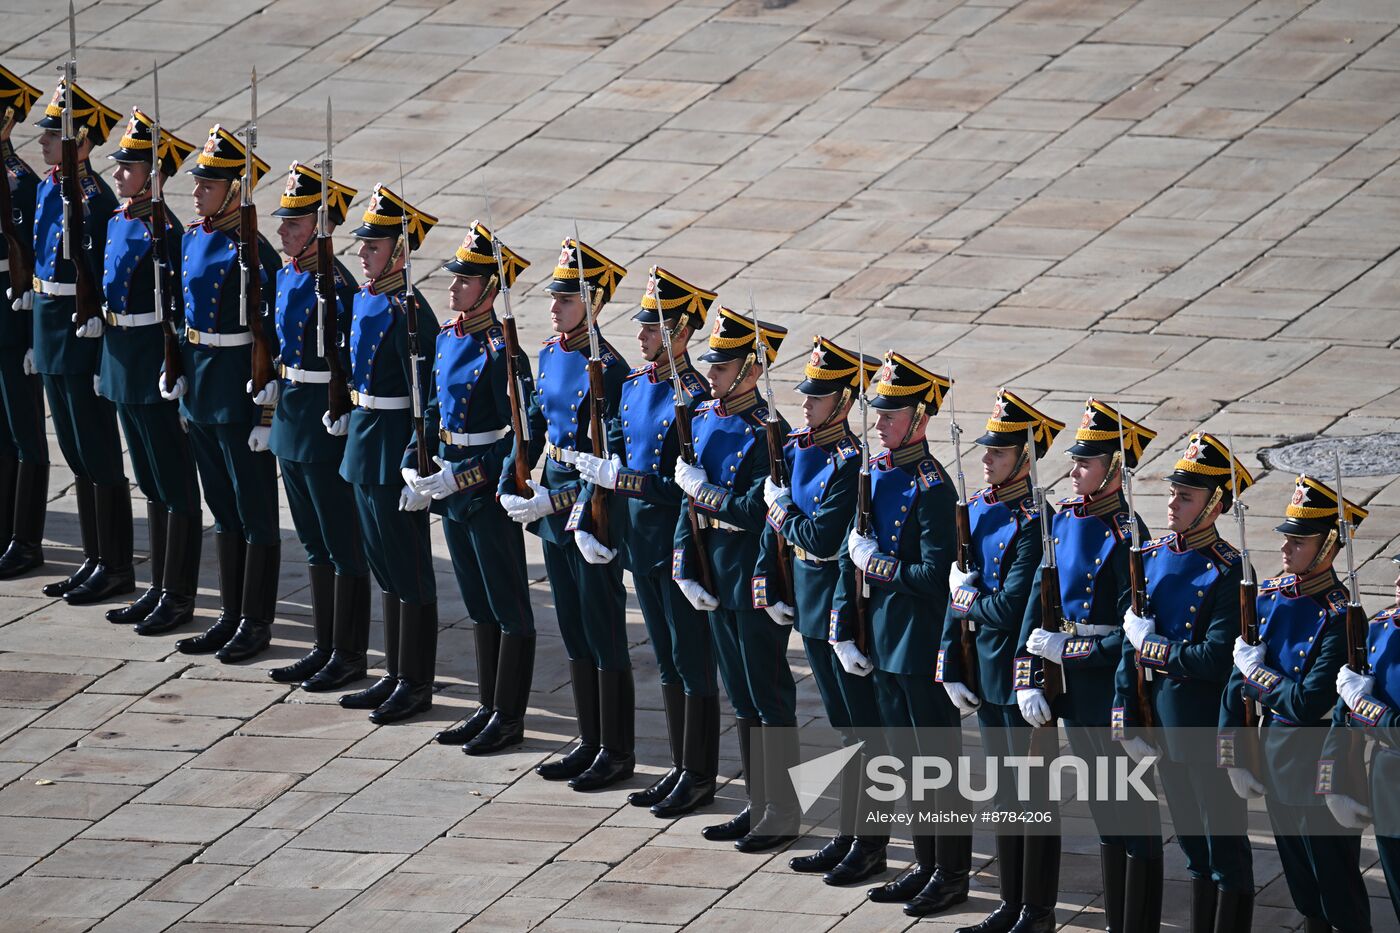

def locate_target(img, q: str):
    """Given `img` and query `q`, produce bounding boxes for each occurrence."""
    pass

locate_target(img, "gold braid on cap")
[1081,426,1144,462]
[989,416,1056,448]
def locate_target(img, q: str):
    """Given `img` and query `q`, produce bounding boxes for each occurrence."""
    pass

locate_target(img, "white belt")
[280,364,331,384]
[1075,622,1117,637]
[351,390,410,411]
[0,259,8,272]
[185,327,253,348]
[440,426,508,447]
[545,442,579,466]
[794,546,836,562]
[104,308,162,328]
[33,277,76,297]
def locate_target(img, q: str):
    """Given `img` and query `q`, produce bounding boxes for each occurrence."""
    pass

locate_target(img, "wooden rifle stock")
[240,202,275,392]
[954,501,979,695]
[585,358,610,547]
[151,203,183,385]
[318,238,351,421]
[60,142,102,327]
[1037,563,1065,706]
[1129,547,1154,728]
[403,285,432,476]
[764,419,795,606]
[1233,576,1264,778]
[853,468,871,654]
[500,316,531,495]
[675,404,715,594]
[0,147,30,292]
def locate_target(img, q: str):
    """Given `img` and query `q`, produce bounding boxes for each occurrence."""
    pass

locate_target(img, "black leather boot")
[869,833,934,903]
[793,749,860,873]
[1302,917,1330,933]
[44,477,98,597]
[907,865,971,918]
[464,632,534,755]
[137,511,201,636]
[0,455,16,547]
[1122,854,1162,933]
[571,668,636,791]
[536,658,601,780]
[825,836,888,887]
[652,692,719,818]
[269,563,334,682]
[303,573,370,691]
[630,681,684,807]
[0,460,47,578]
[216,541,279,663]
[702,716,758,841]
[340,591,398,708]
[1006,834,1060,932]
[177,532,244,654]
[792,836,853,874]
[951,834,1021,928]
[1189,877,1217,933]
[369,601,437,724]
[108,501,165,624]
[1100,843,1127,933]
[436,623,500,745]
[1211,887,1252,933]
[65,482,135,604]
[736,724,799,853]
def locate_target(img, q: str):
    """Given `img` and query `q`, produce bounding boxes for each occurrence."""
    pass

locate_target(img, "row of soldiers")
[4,67,1399,933]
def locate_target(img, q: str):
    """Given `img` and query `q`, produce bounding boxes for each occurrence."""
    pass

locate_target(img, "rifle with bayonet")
[148,61,182,389]
[658,288,713,594]
[60,2,102,331]
[1334,452,1372,800]
[852,333,870,655]
[753,291,794,607]
[1121,415,1154,728]
[575,223,610,546]
[1227,434,1260,777]
[487,195,532,496]
[239,70,275,395]
[1028,425,1064,712]
[316,99,352,422]
[948,375,979,696]
[399,160,431,478]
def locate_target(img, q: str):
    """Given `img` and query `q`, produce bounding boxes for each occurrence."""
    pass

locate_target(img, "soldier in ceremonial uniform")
[936,388,1063,927]
[167,125,282,661]
[410,222,536,755]
[1019,400,1163,933]
[1114,432,1255,933]
[28,79,130,604]
[837,355,960,913]
[97,109,203,636]
[1322,552,1400,926]
[672,307,794,851]
[499,237,633,791]
[755,336,886,884]
[334,185,438,725]
[575,266,720,815]
[263,162,371,689]
[0,68,48,581]
[1221,475,1370,933]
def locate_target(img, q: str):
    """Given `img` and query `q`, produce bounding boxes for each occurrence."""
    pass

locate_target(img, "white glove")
[247,425,271,452]
[1123,608,1154,652]
[398,484,431,512]
[1119,736,1159,764]
[410,457,461,500]
[249,378,280,406]
[1325,794,1372,829]
[1337,665,1374,712]
[1232,637,1266,678]
[322,411,349,436]
[92,374,101,395]
[949,562,980,591]
[574,529,616,565]
[159,372,186,400]
[764,600,795,625]
[846,527,878,573]
[763,476,789,509]
[943,680,981,713]
[676,578,719,612]
[500,479,555,524]
[576,452,621,490]
[833,640,874,677]
[12,290,32,312]
[22,349,34,375]
[1017,688,1052,727]
[1227,767,1266,800]
[73,312,102,338]
[1027,628,1069,664]
[673,459,707,499]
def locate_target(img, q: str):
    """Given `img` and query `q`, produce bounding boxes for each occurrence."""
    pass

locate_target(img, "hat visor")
[350,222,398,241]
[33,114,60,131]
[271,204,317,218]
[699,347,744,364]
[443,258,492,278]
[632,308,662,324]
[1163,470,1216,491]
[545,278,581,295]
[1274,518,1330,537]
[795,378,842,397]
[869,394,917,412]
[974,430,1022,448]
[186,164,237,181]
[1066,441,1113,460]
[108,148,149,164]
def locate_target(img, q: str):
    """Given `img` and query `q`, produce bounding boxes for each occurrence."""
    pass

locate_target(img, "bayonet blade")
[949,370,966,503]
[749,287,777,422]
[573,221,600,361]
[151,60,161,201]
[67,0,77,77]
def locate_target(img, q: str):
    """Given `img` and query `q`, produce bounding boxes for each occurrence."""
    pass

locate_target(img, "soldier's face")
[802,393,839,429]
[112,162,151,199]
[982,445,1021,486]
[38,129,61,165]
[876,409,925,448]
[550,294,585,334]
[449,275,487,314]
[1166,483,1219,533]
[191,178,230,217]
[357,238,395,279]
[637,322,663,361]
[1280,534,1328,575]
[277,215,316,258]
[1069,455,1110,496]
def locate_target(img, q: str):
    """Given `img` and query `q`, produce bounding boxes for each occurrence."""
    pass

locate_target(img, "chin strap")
[1184,486,1223,534]
[371,232,407,290]
[732,350,756,396]
[819,388,852,430]
[901,401,926,448]
[458,274,499,321]
[1301,529,1338,576]
[1091,451,1122,498]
